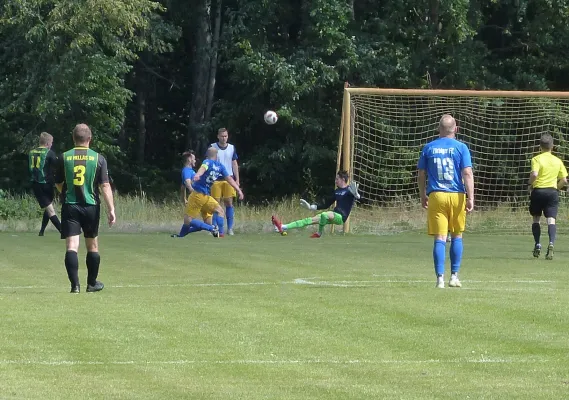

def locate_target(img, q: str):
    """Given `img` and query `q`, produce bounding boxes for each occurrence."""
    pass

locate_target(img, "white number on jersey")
[434,157,454,181]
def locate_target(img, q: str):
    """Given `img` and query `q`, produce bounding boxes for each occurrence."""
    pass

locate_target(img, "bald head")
[438,114,457,137]
[206,147,218,160]
[72,123,92,146]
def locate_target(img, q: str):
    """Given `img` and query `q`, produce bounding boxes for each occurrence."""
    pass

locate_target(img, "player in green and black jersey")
[28,132,61,236]
[55,124,116,294]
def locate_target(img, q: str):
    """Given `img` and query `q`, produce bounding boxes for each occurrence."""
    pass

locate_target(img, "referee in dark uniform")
[55,124,116,293]
[528,133,568,260]
[29,132,61,236]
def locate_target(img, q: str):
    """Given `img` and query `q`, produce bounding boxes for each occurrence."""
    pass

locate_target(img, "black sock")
[49,215,62,233]
[548,224,556,245]
[40,211,49,233]
[86,252,101,286]
[65,251,80,287]
[532,223,541,244]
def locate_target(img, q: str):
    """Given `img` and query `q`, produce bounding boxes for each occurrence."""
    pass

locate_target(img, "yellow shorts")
[185,192,219,220]
[211,180,235,199]
[427,192,466,235]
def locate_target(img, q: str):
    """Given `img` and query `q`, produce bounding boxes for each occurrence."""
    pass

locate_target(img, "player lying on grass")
[175,147,244,239]
[271,171,360,238]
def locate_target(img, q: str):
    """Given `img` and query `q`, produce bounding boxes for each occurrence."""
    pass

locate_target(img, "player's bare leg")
[39,203,61,236]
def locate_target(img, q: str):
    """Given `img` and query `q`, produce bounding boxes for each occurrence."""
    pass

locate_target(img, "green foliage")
[1,0,569,201]
[0,191,43,220]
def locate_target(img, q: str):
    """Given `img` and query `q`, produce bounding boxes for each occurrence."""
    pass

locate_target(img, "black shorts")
[61,204,100,239]
[529,188,559,218]
[32,182,55,208]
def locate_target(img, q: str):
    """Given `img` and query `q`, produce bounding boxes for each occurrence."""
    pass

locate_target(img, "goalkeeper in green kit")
[272,171,360,238]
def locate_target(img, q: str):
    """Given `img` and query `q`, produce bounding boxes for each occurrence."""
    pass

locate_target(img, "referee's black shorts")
[61,204,101,239]
[32,182,55,208]
[529,188,559,218]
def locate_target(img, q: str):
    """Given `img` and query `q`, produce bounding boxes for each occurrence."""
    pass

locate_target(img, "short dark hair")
[337,170,349,183]
[182,150,194,163]
[540,134,554,150]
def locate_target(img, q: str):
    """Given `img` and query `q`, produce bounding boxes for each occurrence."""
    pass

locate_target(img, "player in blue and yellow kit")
[417,114,474,289]
[271,171,360,238]
[179,147,243,238]
[172,151,208,238]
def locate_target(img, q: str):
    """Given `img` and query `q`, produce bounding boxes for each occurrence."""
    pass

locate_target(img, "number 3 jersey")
[417,137,472,195]
[55,147,110,205]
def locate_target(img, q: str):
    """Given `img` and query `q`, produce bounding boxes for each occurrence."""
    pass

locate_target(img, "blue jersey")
[181,167,195,185]
[192,159,229,195]
[417,137,472,195]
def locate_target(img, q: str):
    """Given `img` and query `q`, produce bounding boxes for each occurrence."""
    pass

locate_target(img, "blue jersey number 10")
[434,157,454,181]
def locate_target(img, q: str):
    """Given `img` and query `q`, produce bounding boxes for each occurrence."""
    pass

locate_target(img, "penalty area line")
[0,358,548,366]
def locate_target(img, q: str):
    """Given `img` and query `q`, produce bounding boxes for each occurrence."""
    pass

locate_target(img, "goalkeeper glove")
[300,199,317,211]
[348,181,361,199]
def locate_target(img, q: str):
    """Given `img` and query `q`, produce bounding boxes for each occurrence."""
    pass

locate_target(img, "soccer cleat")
[86,281,104,293]
[448,275,462,288]
[170,234,180,238]
[435,276,445,289]
[211,225,219,238]
[38,231,45,237]
[228,229,234,236]
[219,233,225,238]
[271,215,285,235]
[310,233,322,239]
[533,243,542,258]
[545,243,554,260]
[70,285,80,294]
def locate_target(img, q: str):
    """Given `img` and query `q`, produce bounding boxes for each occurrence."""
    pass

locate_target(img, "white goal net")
[340,89,569,234]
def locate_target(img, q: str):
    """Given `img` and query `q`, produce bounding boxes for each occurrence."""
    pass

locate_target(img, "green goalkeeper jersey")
[55,147,109,205]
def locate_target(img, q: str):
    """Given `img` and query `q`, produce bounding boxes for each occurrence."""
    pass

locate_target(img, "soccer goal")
[337,87,569,234]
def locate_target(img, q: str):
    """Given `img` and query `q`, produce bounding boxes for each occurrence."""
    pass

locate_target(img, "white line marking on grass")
[0,358,548,366]
[0,279,557,291]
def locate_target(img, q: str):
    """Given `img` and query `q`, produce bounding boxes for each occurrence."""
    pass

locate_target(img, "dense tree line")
[1,0,568,203]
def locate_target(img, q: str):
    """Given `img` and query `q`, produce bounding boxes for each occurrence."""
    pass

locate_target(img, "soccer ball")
[264,110,278,125]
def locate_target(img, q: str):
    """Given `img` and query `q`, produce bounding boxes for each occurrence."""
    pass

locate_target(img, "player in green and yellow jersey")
[28,132,61,236]
[55,124,116,294]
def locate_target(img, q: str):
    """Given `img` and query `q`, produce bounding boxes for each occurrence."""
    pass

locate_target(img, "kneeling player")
[271,171,360,238]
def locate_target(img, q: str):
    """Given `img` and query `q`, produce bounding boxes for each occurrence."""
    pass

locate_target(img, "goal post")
[337,87,569,234]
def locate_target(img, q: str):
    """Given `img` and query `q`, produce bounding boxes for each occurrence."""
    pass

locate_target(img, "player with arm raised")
[29,132,62,236]
[271,171,360,238]
[528,133,568,260]
[417,114,474,289]
[172,150,212,238]
[210,128,240,236]
[55,124,116,294]
[183,147,244,238]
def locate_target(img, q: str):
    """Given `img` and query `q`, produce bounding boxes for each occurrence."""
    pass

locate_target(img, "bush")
[0,190,43,220]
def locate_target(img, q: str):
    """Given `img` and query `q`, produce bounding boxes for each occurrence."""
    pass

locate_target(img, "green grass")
[0,231,568,399]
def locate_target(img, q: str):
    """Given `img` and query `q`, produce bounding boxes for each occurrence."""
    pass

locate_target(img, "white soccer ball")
[264,110,278,125]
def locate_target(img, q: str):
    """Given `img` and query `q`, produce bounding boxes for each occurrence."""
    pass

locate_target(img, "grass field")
[1,230,568,399]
